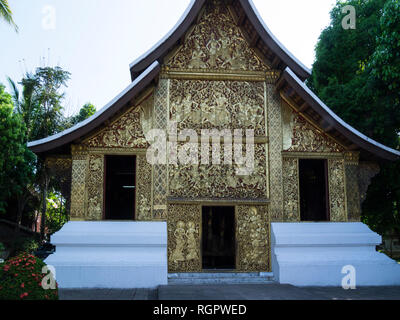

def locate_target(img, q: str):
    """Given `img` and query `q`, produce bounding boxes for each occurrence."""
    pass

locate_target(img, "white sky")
[0,0,336,116]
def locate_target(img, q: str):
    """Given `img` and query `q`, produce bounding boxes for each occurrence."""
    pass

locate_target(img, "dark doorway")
[105,155,136,220]
[299,159,329,221]
[202,206,235,270]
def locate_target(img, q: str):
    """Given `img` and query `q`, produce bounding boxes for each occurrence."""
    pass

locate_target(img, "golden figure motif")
[170,221,186,264]
[186,221,199,261]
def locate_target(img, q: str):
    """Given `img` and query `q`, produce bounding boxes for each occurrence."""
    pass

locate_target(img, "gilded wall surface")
[236,205,269,271]
[168,204,202,272]
[165,1,268,72]
[65,0,378,274]
[69,94,154,221]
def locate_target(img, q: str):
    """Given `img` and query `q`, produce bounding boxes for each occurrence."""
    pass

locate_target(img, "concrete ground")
[59,283,400,300]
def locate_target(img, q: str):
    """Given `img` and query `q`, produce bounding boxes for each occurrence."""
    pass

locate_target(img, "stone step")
[168,272,275,285]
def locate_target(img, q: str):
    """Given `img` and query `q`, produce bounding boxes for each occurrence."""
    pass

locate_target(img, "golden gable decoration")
[166,0,268,72]
[83,96,153,149]
[282,103,344,153]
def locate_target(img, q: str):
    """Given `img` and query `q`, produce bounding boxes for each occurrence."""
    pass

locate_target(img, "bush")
[0,243,5,252]
[11,236,41,257]
[0,252,58,300]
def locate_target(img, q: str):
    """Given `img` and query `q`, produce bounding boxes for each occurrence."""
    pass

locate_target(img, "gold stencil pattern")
[236,205,269,272]
[328,159,347,222]
[166,1,268,72]
[70,156,87,219]
[267,84,284,221]
[87,154,104,220]
[83,106,148,149]
[170,80,265,136]
[345,164,361,221]
[153,79,169,220]
[282,157,300,222]
[168,204,202,272]
[284,107,344,153]
[136,155,153,221]
[168,144,267,199]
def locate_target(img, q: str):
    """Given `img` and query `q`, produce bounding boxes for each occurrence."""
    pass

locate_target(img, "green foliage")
[69,102,96,126]
[13,238,40,256]
[0,242,5,252]
[0,84,35,214]
[0,0,17,31]
[0,252,58,300]
[46,191,68,234]
[308,0,400,235]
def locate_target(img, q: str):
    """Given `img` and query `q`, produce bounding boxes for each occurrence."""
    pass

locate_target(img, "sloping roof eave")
[28,61,161,154]
[280,67,400,161]
[129,0,311,81]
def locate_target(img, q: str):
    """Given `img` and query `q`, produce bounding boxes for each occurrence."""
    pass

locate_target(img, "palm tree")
[0,0,18,31]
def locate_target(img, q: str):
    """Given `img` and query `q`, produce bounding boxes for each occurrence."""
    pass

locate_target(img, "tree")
[8,66,71,240]
[0,84,35,227]
[0,0,17,31]
[308,0,400,236]
[68,102,96,127]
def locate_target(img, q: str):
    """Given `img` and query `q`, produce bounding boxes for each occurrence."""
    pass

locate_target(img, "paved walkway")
[59,284,400,300]
[59,288,157,300]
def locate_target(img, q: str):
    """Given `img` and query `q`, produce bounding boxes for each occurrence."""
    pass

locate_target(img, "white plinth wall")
[45,222,167,289]
[271,222,400,286]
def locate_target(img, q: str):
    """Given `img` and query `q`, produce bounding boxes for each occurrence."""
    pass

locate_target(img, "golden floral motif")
[166,1,268,72]
[236,206,269,271]
[328,159,347,222]
[168,144,267,200]
[170,80,265,136]
[284,109,344,153]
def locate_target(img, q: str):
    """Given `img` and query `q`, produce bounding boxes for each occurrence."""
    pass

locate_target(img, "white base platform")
[45,222,168,289]
[271,223,400,286]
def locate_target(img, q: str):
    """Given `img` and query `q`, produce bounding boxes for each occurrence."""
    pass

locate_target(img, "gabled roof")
[27,0,400,161]
[277,68,400,161]
[129,0,311,81]
[28,62,160,154]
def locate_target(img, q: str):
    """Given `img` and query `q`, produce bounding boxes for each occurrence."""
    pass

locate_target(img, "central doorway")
[104,155,136,220]
[202,206,235,270]
[299,159,329,221]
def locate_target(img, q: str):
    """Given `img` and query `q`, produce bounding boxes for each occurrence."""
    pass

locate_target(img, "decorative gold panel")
[166,0,268,72]
[168,144,267,200]
[236,205,269,272]
[168,204,202,272]
[267,84,284,221]
[87,154,104,221]
[328,159,347,222]
[282,157,300,222]
[136,155,153,221]
[153,79,169,220]
[170,79,266,136]
[70,155,88,220]
[345,164,361,221]
[83,106,148,149]
[282,102,344,153]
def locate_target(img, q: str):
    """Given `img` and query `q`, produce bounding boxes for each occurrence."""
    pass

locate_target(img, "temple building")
[28,0,400,288]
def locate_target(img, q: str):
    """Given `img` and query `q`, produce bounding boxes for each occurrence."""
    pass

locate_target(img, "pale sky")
[0,0,336,116]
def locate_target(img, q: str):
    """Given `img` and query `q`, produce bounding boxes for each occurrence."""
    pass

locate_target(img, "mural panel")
[170,80,265,136]
[282,157,300,222]
[166,0,268,72]
[328,159,347,222]
[236,205,270,272]
[168,204,202,272]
